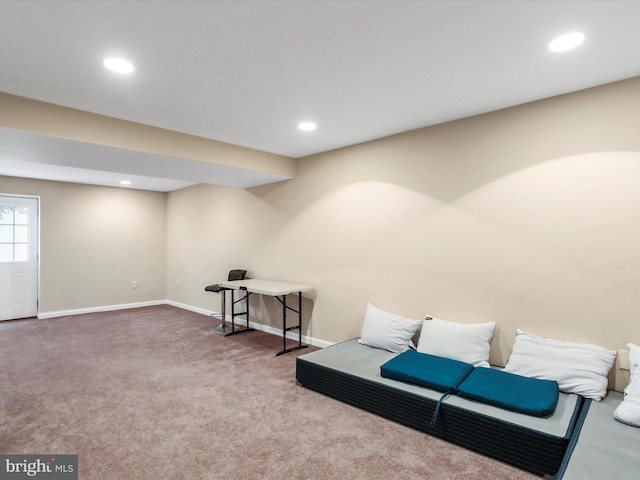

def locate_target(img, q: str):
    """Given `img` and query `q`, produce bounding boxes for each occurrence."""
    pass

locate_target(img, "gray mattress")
[296,339,584,476]
[558,391,640,479]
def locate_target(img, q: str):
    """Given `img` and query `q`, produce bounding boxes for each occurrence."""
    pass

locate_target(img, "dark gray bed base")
[556,391,640,479]
[555,398,592,479]
[296,357,585,477]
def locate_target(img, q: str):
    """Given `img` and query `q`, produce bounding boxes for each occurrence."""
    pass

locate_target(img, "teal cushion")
[380,350,474,392]
[457,367,559,417]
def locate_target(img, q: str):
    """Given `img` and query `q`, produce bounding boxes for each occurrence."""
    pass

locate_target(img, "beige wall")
[0,176,167,313]
[166,77,640,390]
[3,76,639,391]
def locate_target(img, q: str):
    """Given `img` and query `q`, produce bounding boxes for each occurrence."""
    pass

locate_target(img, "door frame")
[0,193,40,320]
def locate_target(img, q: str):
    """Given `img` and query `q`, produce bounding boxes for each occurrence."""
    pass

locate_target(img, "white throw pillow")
[614,343,640,427]
[358,303,421,353]
[504,329,616,400]
[416,316,496,367]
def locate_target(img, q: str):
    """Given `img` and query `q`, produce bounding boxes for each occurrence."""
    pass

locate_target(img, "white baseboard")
[242,317,334,349]
[167,300,333,349]
[164,300,211,317]
[37,300,166,319]
[39,299,334,349]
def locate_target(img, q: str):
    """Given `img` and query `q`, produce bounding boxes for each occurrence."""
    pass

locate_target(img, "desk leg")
[275,291,308,356]
[282,294,287,354]
[298,291,303,348]
[225,289,255,337]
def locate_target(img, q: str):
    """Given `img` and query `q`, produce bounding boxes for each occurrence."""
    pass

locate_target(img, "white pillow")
[504,329,616,400]
[357,303,421,353]
[416,316,496,367]
[614,343,640,427]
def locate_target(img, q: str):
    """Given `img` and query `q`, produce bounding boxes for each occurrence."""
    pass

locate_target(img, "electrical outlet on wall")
[619,349,630,370]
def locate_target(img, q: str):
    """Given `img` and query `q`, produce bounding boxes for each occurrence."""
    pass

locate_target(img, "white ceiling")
[1,0,640,191]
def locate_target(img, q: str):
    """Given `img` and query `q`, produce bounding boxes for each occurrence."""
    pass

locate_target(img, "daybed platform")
[296,339,584,477]
[557,391,640,479]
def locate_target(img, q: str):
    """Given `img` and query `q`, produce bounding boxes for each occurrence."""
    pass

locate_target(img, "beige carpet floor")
[0,305,538,479]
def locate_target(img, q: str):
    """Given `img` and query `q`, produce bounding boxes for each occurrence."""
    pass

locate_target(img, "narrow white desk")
[217,278,313,356]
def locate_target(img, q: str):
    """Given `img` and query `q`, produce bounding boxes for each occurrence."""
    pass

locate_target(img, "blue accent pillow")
[457,367,559,417]
[380,350,474,392]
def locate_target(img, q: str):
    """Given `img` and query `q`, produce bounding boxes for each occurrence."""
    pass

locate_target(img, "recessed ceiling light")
[298,122,317,131]
[547,32,585,52]
[103,57,135,73]
[120,180,131,186]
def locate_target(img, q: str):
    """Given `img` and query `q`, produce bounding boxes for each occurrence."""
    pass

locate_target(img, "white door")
[0,195,39,321]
